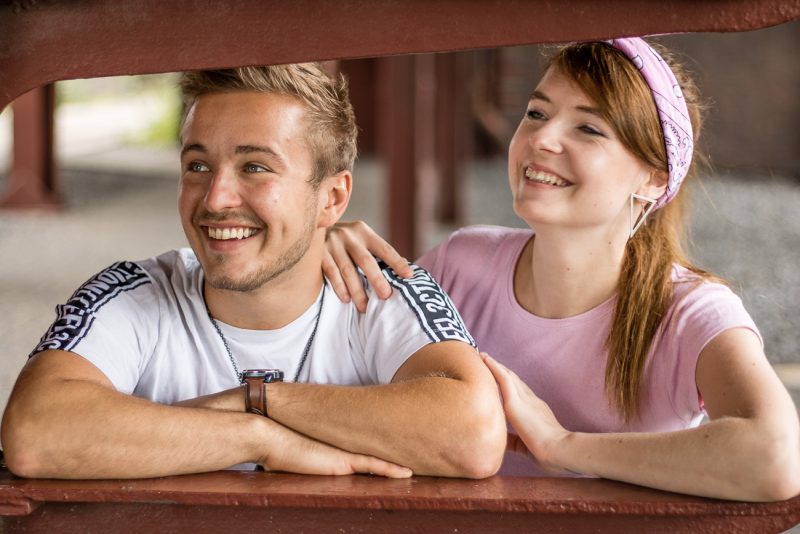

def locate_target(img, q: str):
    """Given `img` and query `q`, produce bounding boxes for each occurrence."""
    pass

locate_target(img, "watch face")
[242,368,284,382]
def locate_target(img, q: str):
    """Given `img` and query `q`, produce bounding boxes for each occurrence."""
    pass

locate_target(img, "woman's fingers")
[327,234,371,312]
[322,248,351,304]
[481,352,522,404]
[325,221,412,311]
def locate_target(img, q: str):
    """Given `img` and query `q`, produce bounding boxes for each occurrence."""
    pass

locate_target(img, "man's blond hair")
[181,64,357,187]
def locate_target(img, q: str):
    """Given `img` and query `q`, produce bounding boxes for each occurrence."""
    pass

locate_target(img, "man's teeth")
[208,227,256,240]
[525,168,569,187]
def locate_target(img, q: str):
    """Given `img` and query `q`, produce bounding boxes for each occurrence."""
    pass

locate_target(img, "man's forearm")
[173,344,507,478]
[2,376,266,479]
[266,368,506,478]
[2,351,415,480]
[1,350,278,479]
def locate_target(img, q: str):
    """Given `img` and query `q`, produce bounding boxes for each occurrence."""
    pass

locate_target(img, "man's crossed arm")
[1,342,505,479]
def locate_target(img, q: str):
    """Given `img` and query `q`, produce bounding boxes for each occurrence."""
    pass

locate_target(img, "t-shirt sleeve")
[667,280,762,418]
[354,261,476,384]
[30,261,158,394]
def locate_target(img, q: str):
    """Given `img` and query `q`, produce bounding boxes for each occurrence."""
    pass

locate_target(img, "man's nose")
[204,168,242,212]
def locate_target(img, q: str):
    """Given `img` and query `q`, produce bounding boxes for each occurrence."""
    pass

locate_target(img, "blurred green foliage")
[56,73,182,146]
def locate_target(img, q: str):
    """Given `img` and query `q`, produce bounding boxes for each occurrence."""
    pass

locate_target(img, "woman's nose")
[529,121,563,154]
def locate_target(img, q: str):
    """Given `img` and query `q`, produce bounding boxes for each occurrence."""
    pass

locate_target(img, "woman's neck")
[514,228,628,319]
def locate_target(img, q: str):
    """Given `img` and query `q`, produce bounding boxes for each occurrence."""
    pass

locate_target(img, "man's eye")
[244,163,269,173]
[188,161,210,172]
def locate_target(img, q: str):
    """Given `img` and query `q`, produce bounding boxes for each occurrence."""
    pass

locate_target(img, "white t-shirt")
[32,249,475,403]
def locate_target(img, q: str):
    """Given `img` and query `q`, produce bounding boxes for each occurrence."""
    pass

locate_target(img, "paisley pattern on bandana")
[609,38,693,210]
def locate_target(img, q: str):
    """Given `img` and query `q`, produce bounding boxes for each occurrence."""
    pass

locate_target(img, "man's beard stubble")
[204,205,318,293]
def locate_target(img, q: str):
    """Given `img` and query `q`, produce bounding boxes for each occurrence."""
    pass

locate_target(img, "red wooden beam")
[1,468,799,532]
[0,1,798,114]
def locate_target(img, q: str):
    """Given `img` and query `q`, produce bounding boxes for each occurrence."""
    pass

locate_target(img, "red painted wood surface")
[1,0,799,113]
[1,468,799,533]
[0,85,60,209]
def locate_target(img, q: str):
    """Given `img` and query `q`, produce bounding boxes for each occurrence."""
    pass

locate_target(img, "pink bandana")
[608,38,693,209]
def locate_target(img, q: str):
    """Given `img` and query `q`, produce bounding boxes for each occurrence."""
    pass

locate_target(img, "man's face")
[178,91,320,292]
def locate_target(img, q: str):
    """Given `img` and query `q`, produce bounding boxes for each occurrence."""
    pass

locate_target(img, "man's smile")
[205,226,262,240]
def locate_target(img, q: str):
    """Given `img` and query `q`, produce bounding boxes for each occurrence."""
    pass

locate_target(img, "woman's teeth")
[525,168,569,187]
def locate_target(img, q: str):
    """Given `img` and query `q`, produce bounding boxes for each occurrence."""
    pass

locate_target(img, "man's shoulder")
[61,248,198,314]
[29,249,200,358]
[368,260,476,346]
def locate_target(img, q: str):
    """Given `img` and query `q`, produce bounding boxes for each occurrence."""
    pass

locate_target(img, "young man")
[1,64,505,480]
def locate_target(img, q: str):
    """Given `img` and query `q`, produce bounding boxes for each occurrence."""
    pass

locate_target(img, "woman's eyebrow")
[531,90,550,102]
[575,105,603,118]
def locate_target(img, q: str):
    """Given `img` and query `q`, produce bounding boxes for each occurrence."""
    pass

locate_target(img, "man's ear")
[317,170,352,228]
[636,169,668,200]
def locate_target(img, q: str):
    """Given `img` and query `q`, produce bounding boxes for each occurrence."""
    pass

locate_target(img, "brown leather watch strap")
[244,376,266,416]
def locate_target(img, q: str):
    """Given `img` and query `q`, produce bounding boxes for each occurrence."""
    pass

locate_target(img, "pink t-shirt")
[417,225,761,476]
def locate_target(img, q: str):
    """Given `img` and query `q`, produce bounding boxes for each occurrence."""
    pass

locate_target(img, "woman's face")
[508,67,660,237]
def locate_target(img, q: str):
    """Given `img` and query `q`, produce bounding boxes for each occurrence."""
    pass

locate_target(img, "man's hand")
[174,388,413,478]
[260,423,412,478]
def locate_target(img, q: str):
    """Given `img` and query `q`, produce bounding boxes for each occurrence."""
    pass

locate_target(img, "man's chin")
[205,273,267,293]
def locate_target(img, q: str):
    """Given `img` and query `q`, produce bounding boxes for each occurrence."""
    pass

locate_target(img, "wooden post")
[435,52,471,225]
[0,84,61,209]
[377,56,417,259]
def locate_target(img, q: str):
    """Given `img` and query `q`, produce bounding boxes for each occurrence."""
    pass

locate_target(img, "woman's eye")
[526,109,545,120]
[188,161,210,172]
[579,125,605,137]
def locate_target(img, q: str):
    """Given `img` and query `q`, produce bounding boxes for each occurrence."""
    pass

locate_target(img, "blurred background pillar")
[0,84,61,209]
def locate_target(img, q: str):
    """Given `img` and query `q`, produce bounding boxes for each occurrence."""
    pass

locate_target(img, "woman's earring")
[629,193,657,238]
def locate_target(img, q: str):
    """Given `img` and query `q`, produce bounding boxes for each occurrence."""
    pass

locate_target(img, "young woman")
[323,38,799,501]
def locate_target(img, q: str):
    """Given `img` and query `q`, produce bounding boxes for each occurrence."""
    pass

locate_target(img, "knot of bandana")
[608,37,693,210]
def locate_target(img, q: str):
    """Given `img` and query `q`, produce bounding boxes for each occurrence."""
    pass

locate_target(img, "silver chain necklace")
[207,280,327,383]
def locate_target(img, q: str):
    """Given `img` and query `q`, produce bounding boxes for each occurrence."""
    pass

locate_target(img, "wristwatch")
[241,369,284,416]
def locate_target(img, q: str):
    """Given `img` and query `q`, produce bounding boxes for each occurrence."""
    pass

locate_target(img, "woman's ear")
[636,169,668,200]
[317,171,352,228]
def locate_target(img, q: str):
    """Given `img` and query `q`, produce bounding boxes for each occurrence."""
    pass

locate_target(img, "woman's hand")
[323,221,414,312]
[482,353,573,475]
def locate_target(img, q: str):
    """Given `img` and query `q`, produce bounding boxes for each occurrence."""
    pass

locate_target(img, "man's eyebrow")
[180,144,286,164]
[236,145,287,167]
[532,90,604,118]
[181,143,205,156]
[235,145,281,158]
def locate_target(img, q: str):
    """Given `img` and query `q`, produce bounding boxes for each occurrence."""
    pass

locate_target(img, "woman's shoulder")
[670,265,738,304]
[667,264,759,343]
[443,224,533,254]
[417,225,532,287]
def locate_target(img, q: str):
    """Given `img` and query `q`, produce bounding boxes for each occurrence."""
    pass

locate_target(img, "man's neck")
[204,266,325,331]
